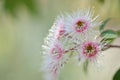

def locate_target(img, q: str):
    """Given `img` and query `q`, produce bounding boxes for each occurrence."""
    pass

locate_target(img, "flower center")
[51,44,63,59]
[75,20,87,32]
[85,45,94,54]
[82,42,98,57]
[52,48,58,54]
[76,21,84,28]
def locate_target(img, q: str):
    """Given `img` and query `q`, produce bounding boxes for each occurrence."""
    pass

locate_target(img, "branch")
[108,45,120,48]
[101,44,120,51]
[65,44,120,53]
[64,44,80,53]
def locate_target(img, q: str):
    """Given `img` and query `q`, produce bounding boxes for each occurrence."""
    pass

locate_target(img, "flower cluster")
[42,9,107,80]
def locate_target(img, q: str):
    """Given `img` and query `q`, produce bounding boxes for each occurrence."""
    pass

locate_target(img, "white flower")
[54,15,66,39]
[41,8,103,80]
[76,35,109,64]
[64,9,101,43]
[78,41,100,62]
[42,40,69,80]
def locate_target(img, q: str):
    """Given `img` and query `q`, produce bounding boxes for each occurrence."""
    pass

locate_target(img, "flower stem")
[107,45,120,48]
[101,44,120,51]
[64,44,80,53]
[65,44,120,53]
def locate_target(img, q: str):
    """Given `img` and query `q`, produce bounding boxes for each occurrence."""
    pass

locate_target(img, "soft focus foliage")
[113,68,120,80]
[3,0,37,15]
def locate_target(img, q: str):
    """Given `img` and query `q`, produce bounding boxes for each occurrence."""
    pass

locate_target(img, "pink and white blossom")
[78,41,100,62]
[64,9,101,42]
[41,8,103,80]
[42,40,69,80]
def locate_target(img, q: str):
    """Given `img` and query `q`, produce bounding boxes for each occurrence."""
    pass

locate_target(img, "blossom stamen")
[82,42,99,57]
[51,44,64,59]
[75,20,88,33]
[76,21,84,28]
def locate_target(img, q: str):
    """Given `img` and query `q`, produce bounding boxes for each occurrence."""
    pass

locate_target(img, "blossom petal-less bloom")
[64,9,101,43]
[76,34,111,65]
[42,39,69,80]
[77,41,100,63]
[54,15,66,39]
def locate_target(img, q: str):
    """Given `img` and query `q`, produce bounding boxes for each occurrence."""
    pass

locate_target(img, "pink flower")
[64,9,100,43]
[54,16,66,39]
[50,42,64,59]
[82,42,99,59]
[74,19,89,33]
[76,39,103,64]
[42,8,102,80]
[42,40,69,80]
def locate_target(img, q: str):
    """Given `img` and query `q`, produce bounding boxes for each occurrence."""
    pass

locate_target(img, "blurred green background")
[0,0,120,80]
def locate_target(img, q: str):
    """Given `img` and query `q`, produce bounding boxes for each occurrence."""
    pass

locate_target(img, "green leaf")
[21,0,37,14]
[98,0,104,3]
[116,30,120,37]
[105,38,115,44]
[83,60,89,73]
[100,30,118,45]
[101,30,118,38]
[101,38,115,45]
[113,68,120,80]
[100,18,110,31]
[3,0,37,16]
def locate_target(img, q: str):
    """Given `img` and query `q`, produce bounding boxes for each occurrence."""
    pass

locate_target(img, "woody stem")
[102,44,120,51]
[107,45,120,48]
[65,44,120,53]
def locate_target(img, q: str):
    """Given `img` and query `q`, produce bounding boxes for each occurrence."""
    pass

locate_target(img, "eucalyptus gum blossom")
[41,8,118,80]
